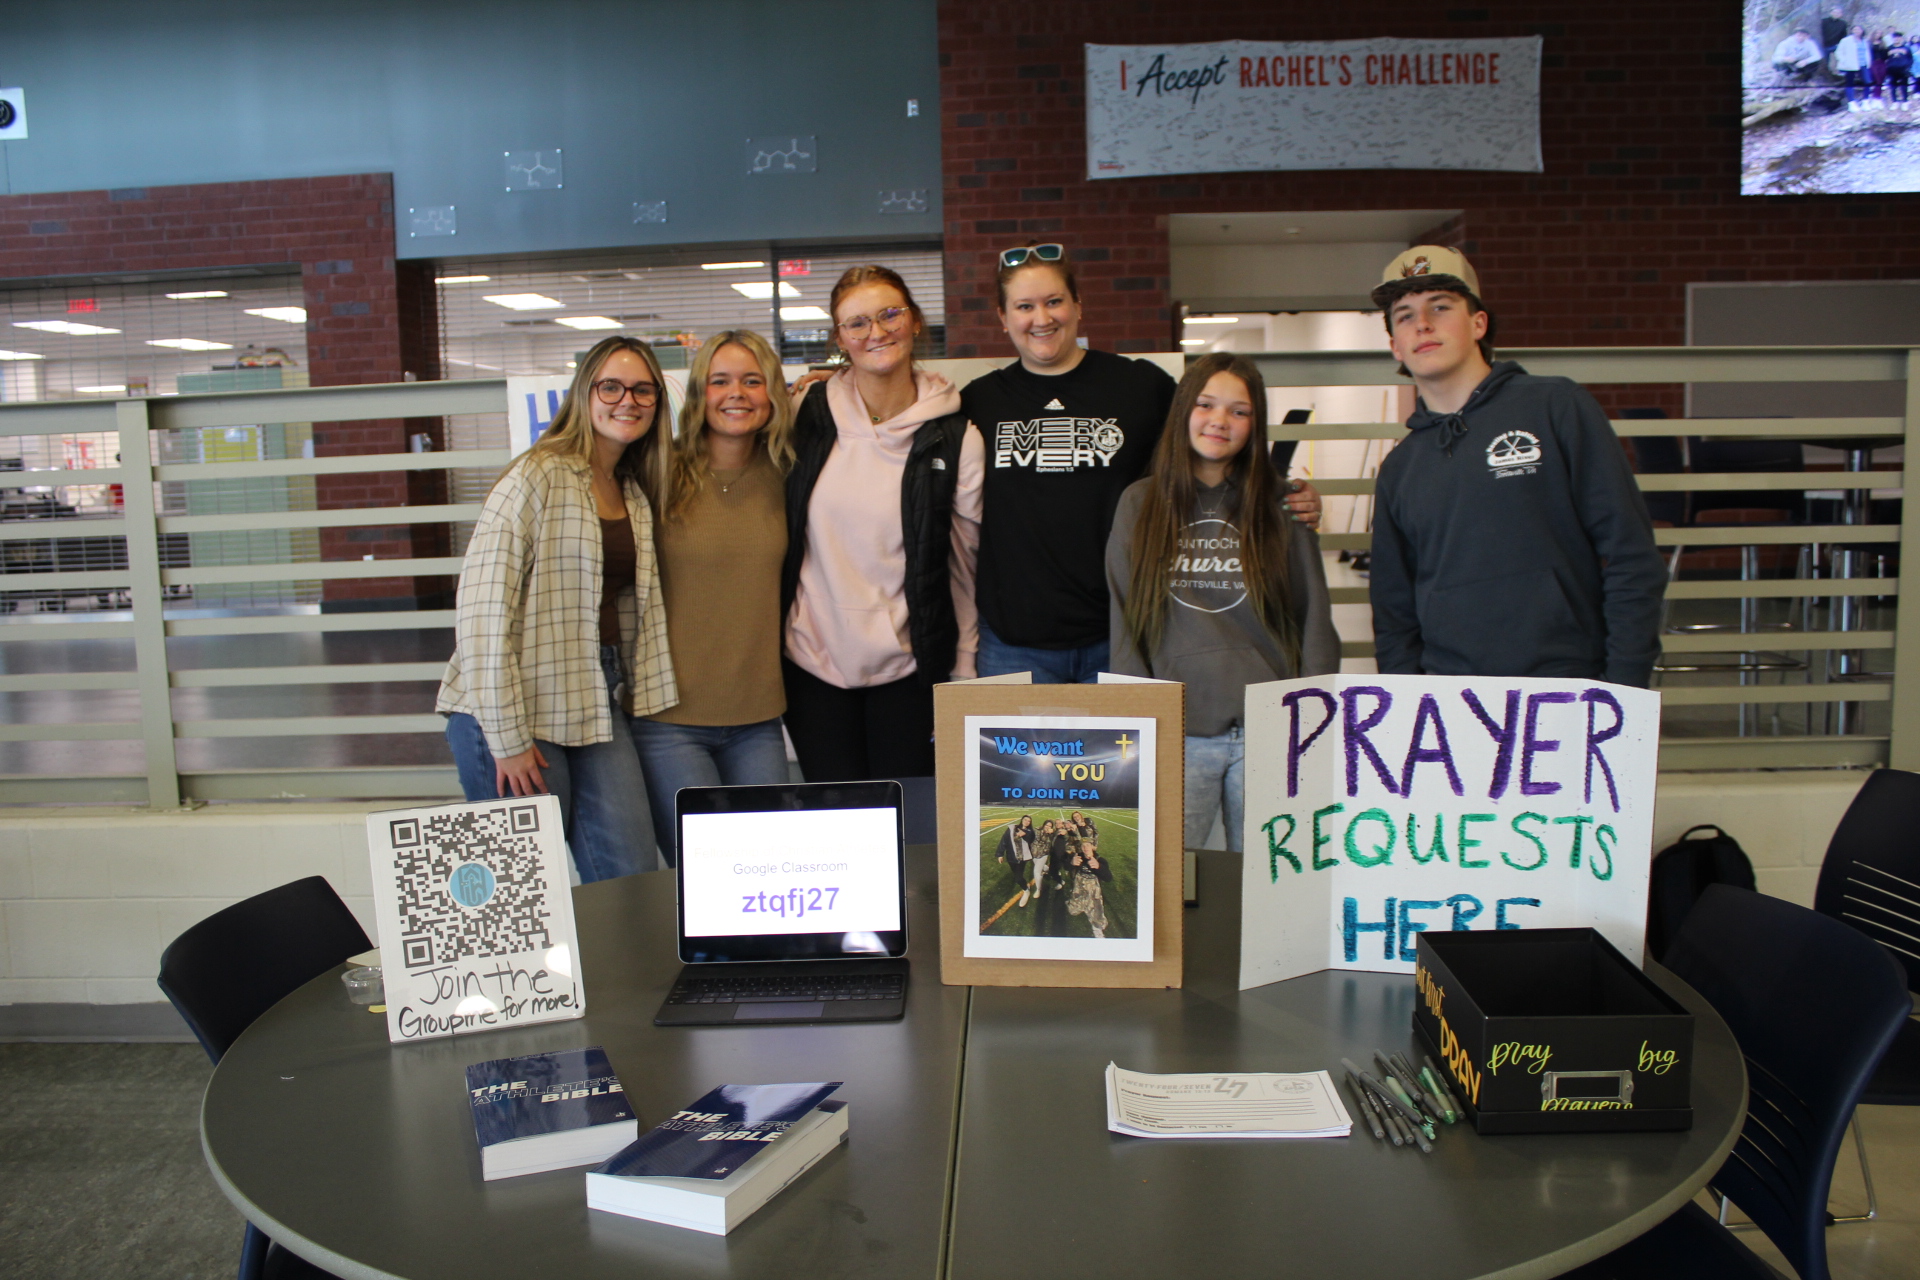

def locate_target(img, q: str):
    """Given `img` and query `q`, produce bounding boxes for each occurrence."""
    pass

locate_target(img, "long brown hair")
[517,335,670,508]
[1122,352,1300,672]
[665,329,795,519]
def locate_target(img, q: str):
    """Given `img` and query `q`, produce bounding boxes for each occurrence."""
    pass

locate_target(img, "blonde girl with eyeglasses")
[779,265,984,780]
[437,335,677,881]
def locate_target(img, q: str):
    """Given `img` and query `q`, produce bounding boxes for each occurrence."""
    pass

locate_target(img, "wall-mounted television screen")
[1742,1,1920,194]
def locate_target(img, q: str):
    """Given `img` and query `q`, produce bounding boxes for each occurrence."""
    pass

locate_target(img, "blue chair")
[158,876,370,1280]
[1560,885,1910,1280]
[1813,766,1920,1220]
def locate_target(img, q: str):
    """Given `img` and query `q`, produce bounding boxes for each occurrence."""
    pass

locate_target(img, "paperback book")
[467,1046,637,1180]
[587,1082,846,1234]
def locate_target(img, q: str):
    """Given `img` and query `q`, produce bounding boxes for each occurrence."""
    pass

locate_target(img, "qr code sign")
[391,804,553,967]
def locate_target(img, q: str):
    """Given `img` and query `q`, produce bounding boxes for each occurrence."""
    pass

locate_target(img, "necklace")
[708,466,745,495]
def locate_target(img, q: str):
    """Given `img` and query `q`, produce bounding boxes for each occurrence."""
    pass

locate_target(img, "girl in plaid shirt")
[438,335,679,881]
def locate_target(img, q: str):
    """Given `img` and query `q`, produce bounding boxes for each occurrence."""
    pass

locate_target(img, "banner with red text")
[1086,38,1542,180]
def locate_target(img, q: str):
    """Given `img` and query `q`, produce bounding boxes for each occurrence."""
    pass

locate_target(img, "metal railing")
[1260,345,1920,774]
[0,379,509,806]
[1,347,1914,807]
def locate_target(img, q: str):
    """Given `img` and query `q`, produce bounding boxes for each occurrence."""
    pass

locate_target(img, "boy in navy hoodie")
[1366,247,1664,688]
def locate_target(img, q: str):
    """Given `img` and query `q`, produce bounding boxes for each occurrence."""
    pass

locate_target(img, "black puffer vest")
[780,385,969,686]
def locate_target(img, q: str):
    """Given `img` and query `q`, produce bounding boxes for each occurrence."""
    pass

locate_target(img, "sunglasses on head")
[999,243,1065,269]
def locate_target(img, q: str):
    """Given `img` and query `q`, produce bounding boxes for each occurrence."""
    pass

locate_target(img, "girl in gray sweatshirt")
[1105,353,1340,852]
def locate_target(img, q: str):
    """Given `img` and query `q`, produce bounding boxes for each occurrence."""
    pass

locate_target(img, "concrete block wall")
[1651,770,1866,908]
[0,805,382,1012]
[0,770,1870,1033]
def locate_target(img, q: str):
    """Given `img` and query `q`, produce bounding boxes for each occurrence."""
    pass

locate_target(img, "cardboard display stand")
[935,673,1185,988]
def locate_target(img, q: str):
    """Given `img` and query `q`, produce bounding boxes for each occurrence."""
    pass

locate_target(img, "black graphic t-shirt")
[961,350,1177,649]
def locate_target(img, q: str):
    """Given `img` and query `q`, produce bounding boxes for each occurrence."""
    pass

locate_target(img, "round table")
[203,850,1747,1280]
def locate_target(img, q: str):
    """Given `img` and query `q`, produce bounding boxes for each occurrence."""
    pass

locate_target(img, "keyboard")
[663,972,908,1006]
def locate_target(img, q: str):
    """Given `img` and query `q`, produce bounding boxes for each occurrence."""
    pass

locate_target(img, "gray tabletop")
[201,847,968,1280]
[203,847,1745,1280]
[946,849,1748,1280]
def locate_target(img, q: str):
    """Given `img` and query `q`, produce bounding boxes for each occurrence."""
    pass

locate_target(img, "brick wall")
[0,175,439,605]
[938,1,1920,416]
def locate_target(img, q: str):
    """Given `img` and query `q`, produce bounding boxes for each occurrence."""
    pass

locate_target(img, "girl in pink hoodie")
[778,266,984,780]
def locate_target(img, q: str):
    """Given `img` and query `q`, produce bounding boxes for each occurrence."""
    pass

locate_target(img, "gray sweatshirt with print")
[1105,477,1341,737]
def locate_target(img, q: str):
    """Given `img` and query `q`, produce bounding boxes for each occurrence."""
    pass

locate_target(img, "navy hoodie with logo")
[1368,361,1665,687]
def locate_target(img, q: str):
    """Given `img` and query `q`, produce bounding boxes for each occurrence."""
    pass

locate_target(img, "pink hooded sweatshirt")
[785,367,984,688]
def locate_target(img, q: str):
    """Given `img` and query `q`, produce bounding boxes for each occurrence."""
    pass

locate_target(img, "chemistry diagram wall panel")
[2,0,941,258]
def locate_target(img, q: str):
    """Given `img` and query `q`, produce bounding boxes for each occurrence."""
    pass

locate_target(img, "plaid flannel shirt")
[436,449,677,757]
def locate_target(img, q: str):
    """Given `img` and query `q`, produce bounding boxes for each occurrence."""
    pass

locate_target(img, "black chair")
[1562,885,1911,1280]
[1812,767,1920,1219]
[158,876,371,1280]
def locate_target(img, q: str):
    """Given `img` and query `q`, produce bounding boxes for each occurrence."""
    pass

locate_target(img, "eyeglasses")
[999,243,1064,269]
[836,306,912,340]
[593,379,659,405]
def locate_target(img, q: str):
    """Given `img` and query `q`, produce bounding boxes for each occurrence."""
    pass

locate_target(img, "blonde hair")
[516,335,671,509]
[666,330,795,519]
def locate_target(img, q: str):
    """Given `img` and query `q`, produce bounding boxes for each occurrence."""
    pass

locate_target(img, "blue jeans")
[976,618,1110,684]
[628,716,791,866]
[1185,725,1245,852]
[444,645,659,883]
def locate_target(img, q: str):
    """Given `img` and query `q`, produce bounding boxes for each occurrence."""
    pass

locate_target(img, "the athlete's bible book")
[366,795,585,1044]
[467,1046,636,1180]
[587,1082,847,1234]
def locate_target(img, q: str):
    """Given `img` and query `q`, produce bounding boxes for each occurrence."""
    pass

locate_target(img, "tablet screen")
[675,781,907,963]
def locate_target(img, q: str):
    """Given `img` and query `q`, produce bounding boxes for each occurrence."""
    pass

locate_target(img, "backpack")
[1645,825,1757,962]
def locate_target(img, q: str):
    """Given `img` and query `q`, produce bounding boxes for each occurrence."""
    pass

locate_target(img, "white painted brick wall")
[0,804,382,1006]
[1651,771,1868,908]
[0,773,1876,1004]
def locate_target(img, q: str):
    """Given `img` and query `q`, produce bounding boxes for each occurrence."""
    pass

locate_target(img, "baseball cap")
[1372,246,1482,309]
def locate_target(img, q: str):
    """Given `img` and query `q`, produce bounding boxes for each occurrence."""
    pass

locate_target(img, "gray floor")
[0,1044,243,1280]
[1,1042,1916,1279]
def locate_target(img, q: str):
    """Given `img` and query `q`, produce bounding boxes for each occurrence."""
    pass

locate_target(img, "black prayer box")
[1412,927,1695,1135]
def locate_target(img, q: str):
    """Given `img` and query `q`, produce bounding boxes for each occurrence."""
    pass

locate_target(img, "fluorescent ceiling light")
[554,316,622,330]
[780,306,832,321]
[435,274,491,284]
[1183,316,1239,325]
[731,281,801,300]
[702,261,766,270]
[166,290,229,300]
[0,349,43,360]
[483,293,563,310]
[147,338,234,351]
[75,385,127,394]
[15,320,122,335]
[1179,338,1209,346]
[245,307,308,323]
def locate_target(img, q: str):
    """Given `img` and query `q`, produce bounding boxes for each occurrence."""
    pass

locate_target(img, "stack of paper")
[1104,1063,1352,1138]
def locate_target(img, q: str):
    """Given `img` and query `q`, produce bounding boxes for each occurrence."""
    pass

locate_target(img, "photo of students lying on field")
[965,719,1155,959]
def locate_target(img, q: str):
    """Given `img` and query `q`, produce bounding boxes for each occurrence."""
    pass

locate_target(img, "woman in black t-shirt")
[960,243,1319,683]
